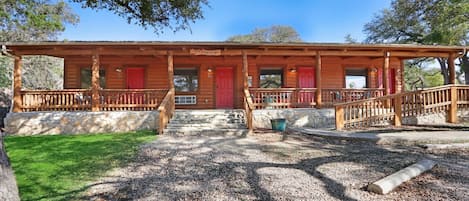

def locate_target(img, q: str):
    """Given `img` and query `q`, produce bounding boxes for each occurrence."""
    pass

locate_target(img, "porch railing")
[157,88,175,134]
[335,85,469,130]
[244,89,254,131]
[20,89,168,112]
[249,88,317,109]
[322,88,384,107]
[99,89,167,111]
[21,89,92,112]
[249,88,384,109]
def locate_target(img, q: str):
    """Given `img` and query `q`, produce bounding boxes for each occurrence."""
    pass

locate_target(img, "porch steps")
[164,109,248,135]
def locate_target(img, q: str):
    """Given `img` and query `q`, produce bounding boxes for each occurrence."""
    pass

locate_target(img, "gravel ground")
[84,131,469,201]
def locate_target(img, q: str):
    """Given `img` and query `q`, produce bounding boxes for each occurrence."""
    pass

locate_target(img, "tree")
[0,1,78,199]
[227,25,302,42]
[73,0,208,34]
[0,0,78,89]
[0,1,209,198]
[344,34,358,44]
[363,0,469,84]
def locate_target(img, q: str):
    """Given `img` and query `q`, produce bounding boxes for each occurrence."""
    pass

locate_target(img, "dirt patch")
[84,131,469,201]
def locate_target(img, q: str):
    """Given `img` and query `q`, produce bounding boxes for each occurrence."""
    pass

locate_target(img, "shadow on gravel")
[83,131,448,201]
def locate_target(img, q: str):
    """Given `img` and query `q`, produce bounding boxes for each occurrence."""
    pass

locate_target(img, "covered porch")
[2,42,465,134]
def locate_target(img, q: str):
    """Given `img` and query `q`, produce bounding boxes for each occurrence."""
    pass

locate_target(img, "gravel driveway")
[85,131,469,201]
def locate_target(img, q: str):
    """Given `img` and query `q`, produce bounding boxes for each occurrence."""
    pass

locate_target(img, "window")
[174,68,198,92]
[81,68,106,89]
[175,95,197,105]
[260,68,283,88]
[345,68,368,89]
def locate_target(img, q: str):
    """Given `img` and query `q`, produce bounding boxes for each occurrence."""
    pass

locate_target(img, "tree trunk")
[0,134,20,201]
[437,58,449,84]
[460,54,469,85]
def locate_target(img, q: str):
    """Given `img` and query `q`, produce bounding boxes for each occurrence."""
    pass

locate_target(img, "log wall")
[63,55,402,109]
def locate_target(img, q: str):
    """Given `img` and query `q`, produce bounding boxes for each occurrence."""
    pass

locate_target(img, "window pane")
[174,68,198,92]
[345,69,367,89]
[80,69,106,89]
[260,69,283,88]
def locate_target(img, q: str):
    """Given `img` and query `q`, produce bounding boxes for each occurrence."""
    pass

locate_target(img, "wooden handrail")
[157,88,175,134]
[250,88,317,109]
[335,84,469,130]
[244,89,254,131]
[19,89,168,112]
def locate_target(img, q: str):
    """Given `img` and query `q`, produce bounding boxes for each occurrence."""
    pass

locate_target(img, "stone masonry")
[4,111,158,135]
[253,108,335,129]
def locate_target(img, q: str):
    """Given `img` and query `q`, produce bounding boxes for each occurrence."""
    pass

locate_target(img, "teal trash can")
[271,118,286,131]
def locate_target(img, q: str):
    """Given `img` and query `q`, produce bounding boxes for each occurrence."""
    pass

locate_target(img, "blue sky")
[59,0,392,42]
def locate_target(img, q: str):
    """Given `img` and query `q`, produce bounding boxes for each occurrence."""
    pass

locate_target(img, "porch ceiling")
[2,41,466,59]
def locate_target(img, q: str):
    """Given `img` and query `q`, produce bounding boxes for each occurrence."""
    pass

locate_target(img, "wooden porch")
[334,85,469,130]
[3,42,466,133]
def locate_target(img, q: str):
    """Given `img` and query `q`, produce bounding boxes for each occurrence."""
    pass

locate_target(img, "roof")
[2,41,466,58]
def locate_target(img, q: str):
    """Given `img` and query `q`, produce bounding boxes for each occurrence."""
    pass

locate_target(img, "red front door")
[126,68,145,89]
[297,67,315,105]
[216,67,234,108]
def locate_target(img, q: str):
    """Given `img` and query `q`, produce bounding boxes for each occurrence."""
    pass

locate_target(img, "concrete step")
[166,124,246,129]
[170,119,245,124]
[165,109,247,135]
[163,128,249,136]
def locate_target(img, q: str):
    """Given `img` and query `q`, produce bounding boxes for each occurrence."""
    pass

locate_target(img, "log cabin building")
[2,42,467,134]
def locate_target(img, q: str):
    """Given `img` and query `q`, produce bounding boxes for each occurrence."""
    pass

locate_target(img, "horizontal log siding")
[63,55,403,109]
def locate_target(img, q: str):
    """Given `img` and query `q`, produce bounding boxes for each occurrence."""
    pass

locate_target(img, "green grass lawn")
[4,131,156,201]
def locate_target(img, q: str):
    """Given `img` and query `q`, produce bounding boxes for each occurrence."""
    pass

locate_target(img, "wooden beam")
[315,52,322,108]
[448,54,456,84]
[12,56,22,112]
[167,51,174,90]
[391,51,450,58]
[91,52,100,112]
[242,51,249,90]
[319,50,383,57]
[383,51,390,96]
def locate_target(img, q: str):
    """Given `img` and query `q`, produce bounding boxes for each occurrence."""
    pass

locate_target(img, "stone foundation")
[253,108,335,129]
[4,111,159,135]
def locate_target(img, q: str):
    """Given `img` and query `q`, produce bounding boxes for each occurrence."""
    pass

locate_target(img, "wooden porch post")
[91,53,100,112]
[394,95,402,126]
[448,54,456,84]
[242,51,249,90]
[167,51,175,90]
[448,86,458,123]
[383,51,390,96]
[242,51,254,132]
[315,52,322,108]
[12,56,22,112]
[167,51,175,113]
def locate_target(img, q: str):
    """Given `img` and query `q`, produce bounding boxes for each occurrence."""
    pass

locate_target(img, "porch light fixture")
[289,68,296,73]
[115,67,122,73]
[207,67,213,72]
[371,67,378,73]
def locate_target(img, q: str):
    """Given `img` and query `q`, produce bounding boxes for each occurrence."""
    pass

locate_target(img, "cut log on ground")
[368,159,436,195]
[0,133,20,201]
[424,143,469,150]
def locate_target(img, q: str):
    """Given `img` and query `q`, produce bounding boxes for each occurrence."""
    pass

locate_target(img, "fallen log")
[367,159,436,195]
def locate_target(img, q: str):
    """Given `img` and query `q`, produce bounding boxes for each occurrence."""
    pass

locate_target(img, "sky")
[59,0,392,42]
